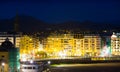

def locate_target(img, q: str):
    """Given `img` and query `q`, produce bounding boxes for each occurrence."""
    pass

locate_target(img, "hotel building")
[111,32,120,56]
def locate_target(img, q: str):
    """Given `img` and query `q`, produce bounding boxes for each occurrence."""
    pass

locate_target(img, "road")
[47,63,120,72]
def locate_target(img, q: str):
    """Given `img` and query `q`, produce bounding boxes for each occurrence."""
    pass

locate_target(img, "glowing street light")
[2,62,5,66]
[1,62,5,72]
[48,61,51,64]
[30,60,33,64]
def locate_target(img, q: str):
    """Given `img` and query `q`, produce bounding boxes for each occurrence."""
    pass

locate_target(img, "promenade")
[35,57,120,64]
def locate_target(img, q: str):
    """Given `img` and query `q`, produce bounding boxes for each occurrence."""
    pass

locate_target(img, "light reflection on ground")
[51,63,120,67]
[45,63,120,72]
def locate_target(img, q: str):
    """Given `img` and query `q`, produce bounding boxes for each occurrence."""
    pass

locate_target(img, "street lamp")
[30,60,33,64]
[1,62,5,72]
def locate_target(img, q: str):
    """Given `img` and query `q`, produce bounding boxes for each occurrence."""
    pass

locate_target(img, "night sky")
[0,0,120,23]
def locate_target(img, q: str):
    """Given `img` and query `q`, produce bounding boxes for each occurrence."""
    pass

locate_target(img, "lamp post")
[1,62,5,72]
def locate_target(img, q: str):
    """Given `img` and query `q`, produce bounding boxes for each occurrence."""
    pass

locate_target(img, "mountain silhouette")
[0,15,119,33]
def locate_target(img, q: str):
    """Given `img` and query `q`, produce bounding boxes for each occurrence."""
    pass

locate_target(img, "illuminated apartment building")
[44,34,75,57]
[20,35,40,61]
[20,35,34,61]
[111,32,120,56]
[0,32,21,48]
[80,34,101,57]
[44,33,101,57]
[73,34,84,56]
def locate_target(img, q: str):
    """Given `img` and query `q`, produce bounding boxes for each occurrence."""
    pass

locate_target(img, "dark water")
[48,63,120,72]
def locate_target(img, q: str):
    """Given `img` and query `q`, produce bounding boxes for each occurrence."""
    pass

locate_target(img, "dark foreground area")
[48,63,120,72]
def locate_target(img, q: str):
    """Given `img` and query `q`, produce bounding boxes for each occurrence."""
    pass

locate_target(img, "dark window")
[27,67,32,69]
[1,56,4,58]
[23,67,27,69]
[33,67,36,69]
